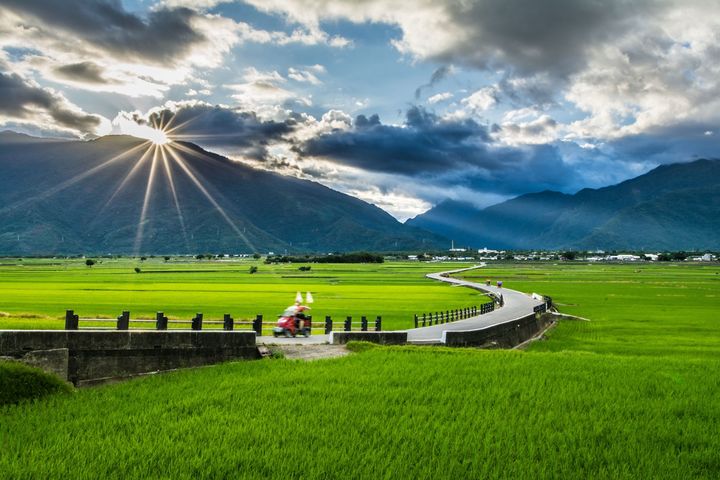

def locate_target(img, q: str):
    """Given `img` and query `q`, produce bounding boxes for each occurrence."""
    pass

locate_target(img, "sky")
[1,0,719,220]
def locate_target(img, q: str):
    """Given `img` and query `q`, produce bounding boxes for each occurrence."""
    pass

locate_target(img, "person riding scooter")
[272,302,311,337]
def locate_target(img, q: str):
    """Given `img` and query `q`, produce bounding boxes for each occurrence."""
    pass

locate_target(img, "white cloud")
[497,115,559,145]
[288,67,323,85]
[461,87,497,112]
[427,92,453,104]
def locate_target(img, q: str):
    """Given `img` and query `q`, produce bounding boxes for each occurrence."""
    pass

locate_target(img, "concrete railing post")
[65,310,78,330]
[117,311,130,330]
[156,311,168,330]
[361,316,368,331]
[422,313,426,327]
[325,316,332,334]
[253,314,262,336]
[344,316,352,332]
[192,313,203,331]
[414,314,418,329]
[223,314,234,331]
[375,316,382,332]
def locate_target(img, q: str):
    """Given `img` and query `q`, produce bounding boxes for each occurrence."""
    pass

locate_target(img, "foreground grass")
[2,261,719,478]
[0,258,483,331]
[0,361,72,406]
[1,347,718,479]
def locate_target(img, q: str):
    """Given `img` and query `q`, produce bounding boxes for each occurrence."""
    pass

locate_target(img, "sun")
[146,128,170,145]
[119,119,171,145]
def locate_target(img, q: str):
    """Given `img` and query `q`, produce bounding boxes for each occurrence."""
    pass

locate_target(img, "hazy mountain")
[0,131,445,255]
[407,159,720,250]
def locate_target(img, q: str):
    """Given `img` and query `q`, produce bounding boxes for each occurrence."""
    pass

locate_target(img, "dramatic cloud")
[1,1,206,64]
[225,68,312,112]
[53,62,108,84]
[243,0,660,78]
[415,65,455,100]
[427,92,453,104]
[299,106,578,196]
[0,71,106,135]
[0,0,345,100]
[116,102,299,161]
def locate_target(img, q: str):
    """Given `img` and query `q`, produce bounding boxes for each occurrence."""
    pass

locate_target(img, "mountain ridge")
[0,132,446,255]
[407,158,720,250]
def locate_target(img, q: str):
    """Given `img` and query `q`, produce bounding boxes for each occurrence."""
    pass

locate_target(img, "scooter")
[272,307,311,337]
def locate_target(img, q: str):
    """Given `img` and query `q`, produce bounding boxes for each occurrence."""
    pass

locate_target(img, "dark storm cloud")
[0,72,101,131]
[2,0,205,64]
[607,122,720,165]
[147,104,298,160]
[301,106,492,174]
[54,61,108,84]
[299,106,578,195]
[415,65,454,100]
[437,0,661,79]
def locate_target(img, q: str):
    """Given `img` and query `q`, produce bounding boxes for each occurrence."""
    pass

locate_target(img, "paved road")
[257,265,544,346]
[406,265,545,344]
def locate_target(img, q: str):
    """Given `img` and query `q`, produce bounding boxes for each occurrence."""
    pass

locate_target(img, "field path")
[255,264,544,345]
[406,265,545,344]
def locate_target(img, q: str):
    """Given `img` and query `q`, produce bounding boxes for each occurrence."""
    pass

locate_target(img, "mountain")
[0,131,446,255]
[407,159,720,250]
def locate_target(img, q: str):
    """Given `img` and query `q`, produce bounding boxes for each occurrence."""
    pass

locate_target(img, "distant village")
[406,245,718,263]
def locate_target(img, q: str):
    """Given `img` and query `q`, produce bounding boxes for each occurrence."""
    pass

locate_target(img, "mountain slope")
[407,159,720,250]
[0,132,445,254]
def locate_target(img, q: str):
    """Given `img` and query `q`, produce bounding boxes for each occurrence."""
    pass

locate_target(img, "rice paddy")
[1,259,719,478]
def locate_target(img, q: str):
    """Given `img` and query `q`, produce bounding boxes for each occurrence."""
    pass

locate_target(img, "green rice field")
[1,260,719,478]
[0,258,484,332]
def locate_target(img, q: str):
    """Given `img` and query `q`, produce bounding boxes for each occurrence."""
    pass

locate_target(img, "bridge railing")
[413,301,496,328]
[64,310,383,336]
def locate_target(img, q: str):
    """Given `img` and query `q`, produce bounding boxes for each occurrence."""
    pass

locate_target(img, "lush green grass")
[460,263,720,358]
[0,361,72,406]
[1,260,719,478]
[0,258,485,332]
[1,346,718,479]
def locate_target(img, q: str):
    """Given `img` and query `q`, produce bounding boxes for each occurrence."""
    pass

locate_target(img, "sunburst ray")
[166,144,256,252]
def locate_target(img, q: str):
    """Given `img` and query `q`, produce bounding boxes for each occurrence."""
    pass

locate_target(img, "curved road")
[258,264,544,345]
[406,265,545,344]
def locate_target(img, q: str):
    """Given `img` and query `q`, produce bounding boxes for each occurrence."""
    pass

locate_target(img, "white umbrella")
[295,291,303,303]
[306,291,314,304]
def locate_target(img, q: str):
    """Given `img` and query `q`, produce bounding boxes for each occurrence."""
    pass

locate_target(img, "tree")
[164,256,170,262]
[140,256,147,261]
[85,259,96,267]
[195,254,205,260]
[134,267,141,273]
[561,251,577,261]
[252,253,261,259]
[249,266,258,274]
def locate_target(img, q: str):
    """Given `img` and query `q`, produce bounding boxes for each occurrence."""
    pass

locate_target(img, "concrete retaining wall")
[442,313,554,348]
[0,330,259,386]
[329,331,407,345]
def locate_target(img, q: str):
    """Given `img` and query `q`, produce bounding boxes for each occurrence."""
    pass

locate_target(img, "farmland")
[0,257,484,332]
[1,260,719,478]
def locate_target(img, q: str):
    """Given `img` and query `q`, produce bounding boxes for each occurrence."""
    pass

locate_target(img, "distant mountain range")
[0,131,445,255]
[407,158,720,250]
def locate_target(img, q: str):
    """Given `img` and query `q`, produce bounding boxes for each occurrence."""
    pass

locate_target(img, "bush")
[134,267,141,273]
[164,256,170,262]
[249,266,258,274]
[0,361,72,406]
[298,266,311,271]
[85,259,95,267]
